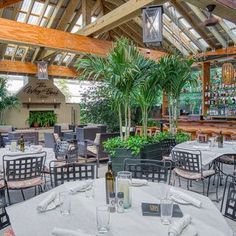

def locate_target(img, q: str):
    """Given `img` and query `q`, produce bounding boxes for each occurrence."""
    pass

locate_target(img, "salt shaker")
[117,192,124,213]
[109,192,116,213]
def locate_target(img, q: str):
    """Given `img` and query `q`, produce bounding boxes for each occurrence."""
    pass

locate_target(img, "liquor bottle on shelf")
[217,131,223,148]
[105,161,115,204]
[19,135,25,152]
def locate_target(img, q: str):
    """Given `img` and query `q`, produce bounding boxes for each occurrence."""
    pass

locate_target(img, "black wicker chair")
[123,158,172,183]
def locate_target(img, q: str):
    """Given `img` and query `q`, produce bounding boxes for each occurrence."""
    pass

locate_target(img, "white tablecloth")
[0,146,55,172]
[6,179,233,236]
[174,141,236,166]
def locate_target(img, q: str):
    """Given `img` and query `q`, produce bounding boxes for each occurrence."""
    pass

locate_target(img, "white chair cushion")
[174,168,215,180]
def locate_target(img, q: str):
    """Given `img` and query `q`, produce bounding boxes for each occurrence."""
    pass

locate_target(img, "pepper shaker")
[109,192,116,213]
[117,192,124,213]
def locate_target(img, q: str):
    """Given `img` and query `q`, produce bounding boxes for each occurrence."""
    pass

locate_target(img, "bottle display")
[105,161,115,204]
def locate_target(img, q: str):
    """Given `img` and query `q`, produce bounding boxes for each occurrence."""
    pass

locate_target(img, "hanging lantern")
[222,62,234,84]
[37,61,48,80]
[142,5,163,46]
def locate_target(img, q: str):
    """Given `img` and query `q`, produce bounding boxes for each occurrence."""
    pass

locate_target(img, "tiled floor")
[1,162,236,235]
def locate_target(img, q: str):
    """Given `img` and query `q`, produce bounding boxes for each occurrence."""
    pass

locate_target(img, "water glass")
[85,180,94,199]
[158,181,170,200]
[117,171,132,209]
[96,205,110,234]
[59,191,71,215]
[160,199,173,225]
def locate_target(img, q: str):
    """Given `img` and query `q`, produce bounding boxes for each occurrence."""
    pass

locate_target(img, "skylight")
[28,15,38,25]
[17,13,26,23]
[32,1,44,15]
[21,0,32,11]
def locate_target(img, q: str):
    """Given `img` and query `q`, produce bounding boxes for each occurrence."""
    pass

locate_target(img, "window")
[32,1,44,15]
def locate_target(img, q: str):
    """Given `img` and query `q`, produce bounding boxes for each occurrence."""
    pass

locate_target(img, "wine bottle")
[19,134,25,152]
[217,131,223,148]
[105,161,115,204]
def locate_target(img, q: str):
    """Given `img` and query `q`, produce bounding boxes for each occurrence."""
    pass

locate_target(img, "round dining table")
[6,179,233,236]
[0,145,55,172]
[173,140,236,166]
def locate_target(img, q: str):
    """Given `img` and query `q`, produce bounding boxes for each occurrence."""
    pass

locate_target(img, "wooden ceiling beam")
[183,0,236,24]
[77,0,167,36]
[0,0,22,9]
[82,0,91,27]
[0,17,166,60]
[170,0,216,49]
[0,60,77,78]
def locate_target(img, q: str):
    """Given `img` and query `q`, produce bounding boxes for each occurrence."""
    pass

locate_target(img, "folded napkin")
[69,180,93,194]
[192,145,209,150]
[51,227,93,236]
[169,188,202,208]
[131,179,148,186]
[37,192,57,212]
[168,215,198,236]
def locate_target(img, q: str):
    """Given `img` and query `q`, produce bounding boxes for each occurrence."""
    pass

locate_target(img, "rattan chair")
[50,161,96,187]
[3,152,46,204]
[123,158,172,183]
[221,175,236,221]
[171,148,217,196]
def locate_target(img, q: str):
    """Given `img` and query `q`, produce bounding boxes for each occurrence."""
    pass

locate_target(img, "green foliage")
[104,131,191,157]
[0,78,21,124]
[80,84,119,132]
[26,111,57,127]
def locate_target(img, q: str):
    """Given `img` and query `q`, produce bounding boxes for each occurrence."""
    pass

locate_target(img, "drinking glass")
[96,205,110,234]
[157,181,170,200]
[160,199,173,225]
[117,171,132,209]
[85,180,94,199]
[59,191,71,215]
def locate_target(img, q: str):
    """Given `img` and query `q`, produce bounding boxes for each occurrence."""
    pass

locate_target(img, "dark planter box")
[140,142,162,160]
[110,148,139,173]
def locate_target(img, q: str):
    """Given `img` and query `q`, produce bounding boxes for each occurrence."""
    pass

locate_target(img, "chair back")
[44,133,56,149]
[221,175,236,221]
[66,144,78,163]
[54,141,70,160]
[123,158,171,183]
[3,152,46,182]
[0,206,10,230]
[171,148,202,174]
[50,162,95,187]
[160,138,176,156]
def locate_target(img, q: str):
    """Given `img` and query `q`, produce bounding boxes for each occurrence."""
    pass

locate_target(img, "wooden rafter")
[170,0,216,49]
[0,0,22,9]
[0,60,77,78]
[187,3,227,47]
[0,18,167,60]
[77,0,167,36]
[183,0,236,24]
[82,0,91,27]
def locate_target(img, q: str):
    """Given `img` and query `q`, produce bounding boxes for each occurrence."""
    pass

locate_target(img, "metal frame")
[3,151,46,204]
[123,158,172,183]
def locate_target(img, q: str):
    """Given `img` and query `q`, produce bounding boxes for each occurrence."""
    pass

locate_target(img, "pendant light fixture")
[37,61,48,80]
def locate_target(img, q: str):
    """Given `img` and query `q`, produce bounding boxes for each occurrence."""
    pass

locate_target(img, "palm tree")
[157,55,196,134]
[0,78,21,124]
[76,37,144,140]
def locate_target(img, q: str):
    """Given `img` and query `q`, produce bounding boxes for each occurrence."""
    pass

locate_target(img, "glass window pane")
[15,48,26,57]
[40,18,48,27]
[44,5,54,18]
[179,18,191,29]
[21,0,32,11]
[189,29,201,39]
[199,38,209,48]
[17,12,26,22]
[5,47,15,56]
[28,15,39,25]
[32,1,44,15]
[223,19,236,29]
[71,25,80,33]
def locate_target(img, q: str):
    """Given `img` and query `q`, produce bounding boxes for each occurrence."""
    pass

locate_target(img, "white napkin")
[51,227,93,236]
[193,145,209,150]
[169,188,202,208]
[37,192,57,212]
[69,180,93,194]
[131,179,148,186]
[168,215,198,236]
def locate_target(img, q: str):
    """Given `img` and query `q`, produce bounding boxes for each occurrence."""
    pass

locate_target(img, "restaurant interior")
[0,0,236,235]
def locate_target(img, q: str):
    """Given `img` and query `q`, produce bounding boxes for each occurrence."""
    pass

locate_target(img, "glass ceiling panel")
[15,48,25,57]
[189,28,201,39]
[179,18,191,29]
[223,19,236,29]
[44,5,54,18]
[199,39,209,48]
[17,12,26,22]
[5,47,15,56]
[21,0,32,11]
[32,1,44,15]
[28,15,39,25]
[40,18,47,27]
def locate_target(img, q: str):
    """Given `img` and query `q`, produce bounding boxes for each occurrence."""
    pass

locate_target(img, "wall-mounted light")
[37,61,48,80]
[142,5,163,46]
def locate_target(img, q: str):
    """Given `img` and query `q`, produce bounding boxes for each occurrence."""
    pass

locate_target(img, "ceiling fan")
[203,4,219,27]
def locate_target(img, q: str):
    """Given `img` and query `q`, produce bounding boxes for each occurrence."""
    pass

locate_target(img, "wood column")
[202,62,211,115]
[82,0,91,28]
